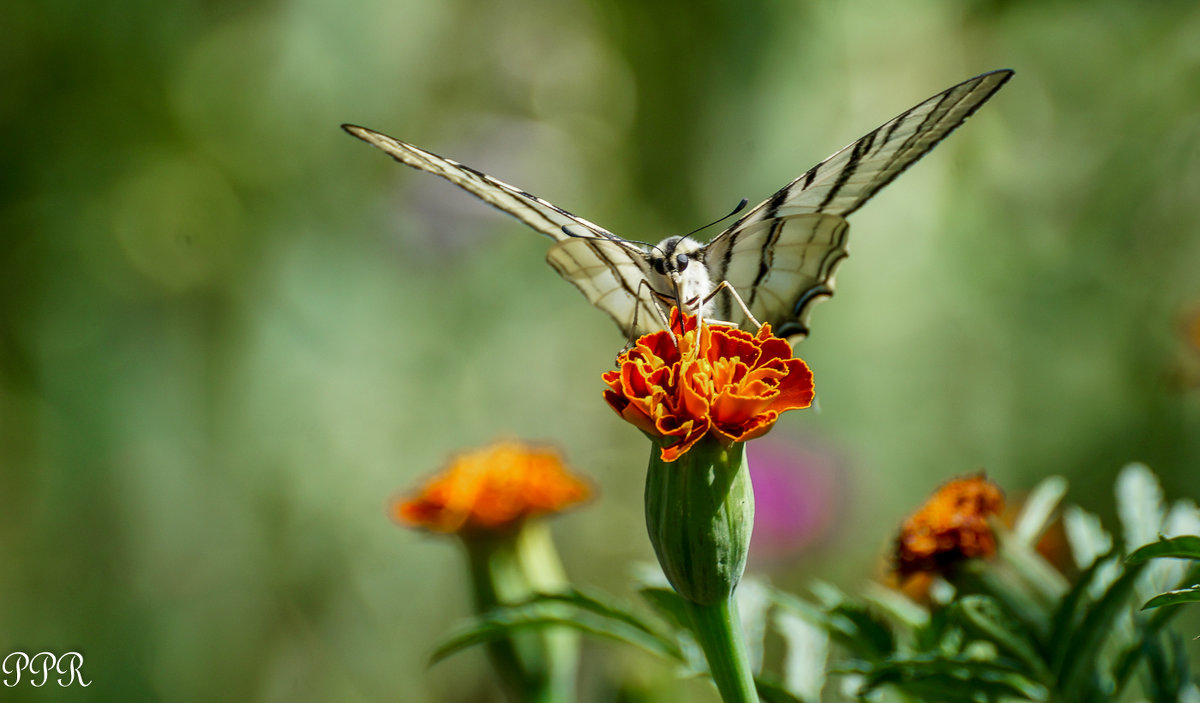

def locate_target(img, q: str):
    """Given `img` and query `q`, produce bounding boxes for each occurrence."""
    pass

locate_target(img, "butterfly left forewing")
[344,123,670,336]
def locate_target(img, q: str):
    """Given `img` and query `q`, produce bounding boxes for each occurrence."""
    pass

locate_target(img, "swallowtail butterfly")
[344,69,1012,343]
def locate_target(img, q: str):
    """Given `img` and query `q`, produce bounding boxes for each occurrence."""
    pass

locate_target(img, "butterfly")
[343,69,1012,345]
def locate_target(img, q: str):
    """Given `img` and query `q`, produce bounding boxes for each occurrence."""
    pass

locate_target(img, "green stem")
[686,596,759,703]
[465,532,535,702]
[464,526,576,703]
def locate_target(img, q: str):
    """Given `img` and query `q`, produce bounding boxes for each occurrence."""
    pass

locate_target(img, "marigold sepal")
[645,437,754,606]
[643,433,760,702]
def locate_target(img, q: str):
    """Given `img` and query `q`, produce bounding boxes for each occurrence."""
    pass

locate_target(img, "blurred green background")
[2,0,1199,700]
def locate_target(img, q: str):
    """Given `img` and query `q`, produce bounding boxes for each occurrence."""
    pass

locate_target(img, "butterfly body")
[344,69,1013,345]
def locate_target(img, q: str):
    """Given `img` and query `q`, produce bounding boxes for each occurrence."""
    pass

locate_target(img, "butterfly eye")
[651,258,666,275]
[675,254,689,271]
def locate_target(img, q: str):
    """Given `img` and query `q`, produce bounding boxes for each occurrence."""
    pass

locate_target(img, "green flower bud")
[644,438,754,605]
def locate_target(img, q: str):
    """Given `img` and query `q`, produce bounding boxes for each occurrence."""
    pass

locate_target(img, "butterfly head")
[649,236,712,311]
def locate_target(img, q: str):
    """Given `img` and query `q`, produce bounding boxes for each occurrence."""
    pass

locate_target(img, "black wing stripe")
[446,162,569,236]
[763,182,794,222]
[816,130,872,211]
[746,219,786,308]
[879,107,914,148]
[876,89,957,188]
[591,242,645,305]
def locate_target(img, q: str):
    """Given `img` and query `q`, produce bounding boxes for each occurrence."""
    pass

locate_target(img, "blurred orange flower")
[602,309,815,462]
[393,441,591,534]
[894,475,1005,578]
[1186,307,1200,353]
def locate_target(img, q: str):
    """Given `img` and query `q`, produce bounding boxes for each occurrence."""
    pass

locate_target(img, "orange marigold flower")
[393,441,591,534]
[602,309,815,462]
[894,475,1005,578]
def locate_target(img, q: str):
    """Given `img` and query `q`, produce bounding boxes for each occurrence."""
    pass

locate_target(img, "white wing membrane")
[546,238,661,338]
[343,69,1012,344]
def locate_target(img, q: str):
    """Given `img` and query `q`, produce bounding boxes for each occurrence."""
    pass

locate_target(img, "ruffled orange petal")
[604,309,815,462]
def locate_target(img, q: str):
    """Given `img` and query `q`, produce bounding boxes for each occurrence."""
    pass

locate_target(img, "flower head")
[393,440,591,534]
[894,475,1005,578]
[602,309,815,462]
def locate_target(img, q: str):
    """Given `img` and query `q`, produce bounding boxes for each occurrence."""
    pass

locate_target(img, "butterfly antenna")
[681,198,749,239]
[560,225,655,250]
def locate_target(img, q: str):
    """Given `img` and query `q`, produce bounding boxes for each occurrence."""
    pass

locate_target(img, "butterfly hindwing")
[546,238,660,338]
[705,214,850,342]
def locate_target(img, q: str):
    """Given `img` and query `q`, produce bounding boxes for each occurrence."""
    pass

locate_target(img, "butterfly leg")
[618,280,675,356]
[701,281,763,330]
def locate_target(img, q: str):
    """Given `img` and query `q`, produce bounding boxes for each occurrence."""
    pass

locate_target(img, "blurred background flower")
[393,439,591,534]
[2,0,1199,700]
[746,437,844,568]
[893,475,1004,579]
[392,440,586,702]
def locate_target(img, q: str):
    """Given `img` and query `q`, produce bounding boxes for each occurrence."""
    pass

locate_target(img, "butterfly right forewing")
[727,70,1013,228]
[704,69,1013,342]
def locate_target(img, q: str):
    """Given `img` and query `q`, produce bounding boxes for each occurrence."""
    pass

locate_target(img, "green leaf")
[1062,505,1112,570]
[951,595,1052,683]
[863,582,930,631]
[1113,563,1200,689]
[637,587,707,673]
[1047,548,1116,668]
[826,602,896,661]
[1115,464,1167,551]
[1012,475,1068,546]
[1055,558,1147,699]
[753,675,807,703]
[541,587,678,642]
[735,577,771,673]
[1126,535,1200,564]
[769,587,828,625]
[638,586,693,632]
[772,605,828,703]
[430,596,683,665]
[856,655,1049,702]
[1141,585,1200,609]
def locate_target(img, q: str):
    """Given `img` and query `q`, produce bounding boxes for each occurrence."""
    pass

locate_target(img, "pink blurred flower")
[746,437,844,565]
